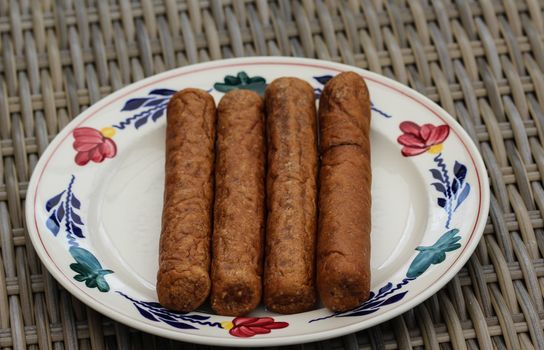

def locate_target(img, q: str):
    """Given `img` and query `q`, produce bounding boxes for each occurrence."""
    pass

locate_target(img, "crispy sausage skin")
[157,88,216,312]
[264,77,318,314]
[210,90,266,316]
[317,72,372,312]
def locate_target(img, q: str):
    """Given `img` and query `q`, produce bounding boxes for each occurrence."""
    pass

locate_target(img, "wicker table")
[1,0,544,349]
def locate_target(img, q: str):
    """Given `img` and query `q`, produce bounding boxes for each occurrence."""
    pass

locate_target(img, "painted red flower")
[72,127,117,166]
[397,121,450,156]
[225,317,288,337]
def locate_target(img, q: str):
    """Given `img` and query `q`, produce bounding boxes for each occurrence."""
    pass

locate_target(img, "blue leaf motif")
[141,301,163,308]
[115,89,173,130]
[381,291,408,306]
[46,213,60,235]
[71,212,83,225]
[431,183,447,194]
[122,98,150,111]
[135,304,158,321]
[144,98,167,107]
[378,282,393,295]
[56,205,65,222]
[454,162,467,184]
[430,156,471,228]
[71,195,81,209]
[429,169,444,182]
[358,298,387,310]
[46,191,64,211]
[116,292,225,330]
[314,75,333,85]
[151,109,164,122]
[128,295,225,330]
[181,314,211,321]
[149,88,176,96]
[455,184,471,210]
[134,117,148,129]
[72,225,84,238]
[154,312,176,321]
[307,278,414,322]
[451,178,459,195]
[371,105,393,118]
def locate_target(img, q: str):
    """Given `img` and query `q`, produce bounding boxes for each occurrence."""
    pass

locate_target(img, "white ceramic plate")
[26,57,489,347]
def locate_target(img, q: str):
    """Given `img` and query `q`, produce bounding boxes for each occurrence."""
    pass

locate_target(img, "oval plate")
[26,57,489,347]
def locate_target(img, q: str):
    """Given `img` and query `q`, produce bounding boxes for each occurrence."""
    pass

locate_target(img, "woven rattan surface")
[1,0,544,349]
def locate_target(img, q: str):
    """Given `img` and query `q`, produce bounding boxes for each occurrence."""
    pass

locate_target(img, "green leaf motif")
[69,247,113,293]
[407,229,461,279]
[214,71,267,95]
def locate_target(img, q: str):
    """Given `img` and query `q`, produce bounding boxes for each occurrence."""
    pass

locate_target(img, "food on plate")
[157,72,373,315]
[316,72,372,312]
[210,90,266,316]
[157,88,216,312]
[263,77,319,314]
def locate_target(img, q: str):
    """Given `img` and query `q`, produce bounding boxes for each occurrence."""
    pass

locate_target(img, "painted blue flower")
[117,292,221,330]
[430,156,471,228]
[45,176,84,241]
[114,89,176,130]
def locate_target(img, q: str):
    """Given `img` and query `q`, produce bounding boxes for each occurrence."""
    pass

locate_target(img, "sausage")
[210,90,266,316]
[264,77,318,314]
[157,88,216,312]
[317,72,372,312]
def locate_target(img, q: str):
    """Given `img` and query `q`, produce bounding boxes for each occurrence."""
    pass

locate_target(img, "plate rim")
[25,56,490,347]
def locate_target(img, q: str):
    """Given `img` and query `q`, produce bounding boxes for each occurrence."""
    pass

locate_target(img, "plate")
[26,57,489,347]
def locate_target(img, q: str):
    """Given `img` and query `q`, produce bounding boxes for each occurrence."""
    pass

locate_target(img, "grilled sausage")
[264,77,318,314]
[210,90,266,316]
[157,88,216,312]
[317,72,372,312]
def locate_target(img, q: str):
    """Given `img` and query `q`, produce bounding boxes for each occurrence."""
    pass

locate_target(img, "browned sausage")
[317,72,372,312]
[157,88,216,312]
[264,77,318,314]
[210,90,266,316]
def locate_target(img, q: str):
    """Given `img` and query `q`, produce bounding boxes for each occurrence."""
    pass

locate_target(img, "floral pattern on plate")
[28,58,488,346]
[71,71,396,167]
[56,70,473,331]
[45,175,114,292]
[45,174,289,336]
